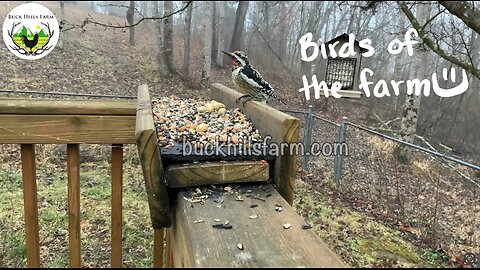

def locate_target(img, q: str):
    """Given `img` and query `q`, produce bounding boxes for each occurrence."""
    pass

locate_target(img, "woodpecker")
[222,50,286,106]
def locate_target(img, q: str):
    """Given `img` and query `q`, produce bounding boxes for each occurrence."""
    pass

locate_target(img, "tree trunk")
[229,1,249,52]
[395,3,432,162]
[153,1,168,77]
[216,1,226,67]
[127,1,135,46]
[202,1,214,86]
[58,1,65,50]
[277,2,288,63]
[163,1,175,73]
[211,2,218,65]
[183,1,193,78]
[393,14,407,113]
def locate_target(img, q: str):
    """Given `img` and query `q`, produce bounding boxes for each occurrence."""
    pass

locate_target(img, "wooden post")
[135,84,172,228]
[20,144,41,268]
[210,83,300,204]
[111,144,123,268]
[166,229,174,268]
[67,144,81,268]
[153,229,164,268]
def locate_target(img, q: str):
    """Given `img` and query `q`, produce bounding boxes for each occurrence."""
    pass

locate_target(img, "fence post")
[334,117,348,186]
[302,105,313,171]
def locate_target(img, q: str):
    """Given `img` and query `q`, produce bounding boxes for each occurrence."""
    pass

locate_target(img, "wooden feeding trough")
[135,84,345,267]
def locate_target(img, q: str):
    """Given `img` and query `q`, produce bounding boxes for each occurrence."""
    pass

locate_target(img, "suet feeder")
[321,33,366,98]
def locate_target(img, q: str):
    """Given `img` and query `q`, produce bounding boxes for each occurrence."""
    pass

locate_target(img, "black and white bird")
[222,50,286,106]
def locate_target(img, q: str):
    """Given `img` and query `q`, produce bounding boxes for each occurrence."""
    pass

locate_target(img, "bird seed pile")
[152,96,262,148]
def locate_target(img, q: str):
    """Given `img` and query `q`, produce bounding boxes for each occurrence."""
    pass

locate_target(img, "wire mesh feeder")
[325,57,357,90]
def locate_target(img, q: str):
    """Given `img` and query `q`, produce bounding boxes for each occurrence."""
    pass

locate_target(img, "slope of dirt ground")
[0,1,478,268]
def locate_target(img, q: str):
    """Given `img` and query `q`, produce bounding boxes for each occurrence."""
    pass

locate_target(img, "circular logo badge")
[2,3,59,60]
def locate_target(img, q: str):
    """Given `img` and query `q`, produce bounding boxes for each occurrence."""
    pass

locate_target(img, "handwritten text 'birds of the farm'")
[298,28,470,100]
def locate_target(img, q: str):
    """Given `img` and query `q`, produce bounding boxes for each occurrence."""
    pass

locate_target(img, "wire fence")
[280,106,480,258]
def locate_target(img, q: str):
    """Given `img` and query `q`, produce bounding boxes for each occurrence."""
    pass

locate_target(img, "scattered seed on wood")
[302,225,312,230]
[252,196,266,202]
[223,224,233,229]
[249,204,258,208]
[283,224,291,229]
[246,190,252,193]
[275,207,283,212]
[224,187,232,192]
[212,224,224,229]
[217,204,222,208]
[249,214,258,219]
[224,220,229,225]
[214,219,221,222]
[194,219,204,224]
[237,243,244,250]
[235,196,244,201]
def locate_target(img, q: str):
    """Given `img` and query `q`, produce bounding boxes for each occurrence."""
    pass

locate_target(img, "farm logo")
[2,3,59,60]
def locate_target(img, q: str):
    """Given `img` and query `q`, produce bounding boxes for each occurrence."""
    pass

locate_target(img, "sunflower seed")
[237,243,244,250]
[214,219,221,222]
[194,219,204,224]
[302,224,312,230]
[283,223,291,229]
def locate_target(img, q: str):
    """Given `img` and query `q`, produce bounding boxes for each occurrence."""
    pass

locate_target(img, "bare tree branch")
[438,1,480,35]
[61,1,192,32]
[397,1,480,80]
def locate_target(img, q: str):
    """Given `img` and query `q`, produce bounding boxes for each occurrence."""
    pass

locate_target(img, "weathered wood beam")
[166,161,270,188]
[170,184,346,268]
[135,84,172,229]
[0,98,136,115]
[0,115,135,144]
[210,83,300,205]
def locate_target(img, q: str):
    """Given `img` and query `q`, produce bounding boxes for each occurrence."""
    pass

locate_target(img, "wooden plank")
[0,99,136,115]
[166,161,270,188]
[167,229,174,268]
[111,144,123,268]
[20,144,41,268]
[153,229,165,268]
[169,184,346,268]
[210,83,300,205]
[67,144,81,268]
[0,115,135,144]
[135,84,172,228]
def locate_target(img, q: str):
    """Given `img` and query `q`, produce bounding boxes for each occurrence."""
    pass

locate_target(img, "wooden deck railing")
[0,98,140,268]
[0,91,346,268]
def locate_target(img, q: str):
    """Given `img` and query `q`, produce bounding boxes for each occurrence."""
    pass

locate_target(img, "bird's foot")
[235,95,253,107]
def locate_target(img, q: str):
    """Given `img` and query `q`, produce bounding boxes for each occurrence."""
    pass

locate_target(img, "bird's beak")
[222,51,235,58]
